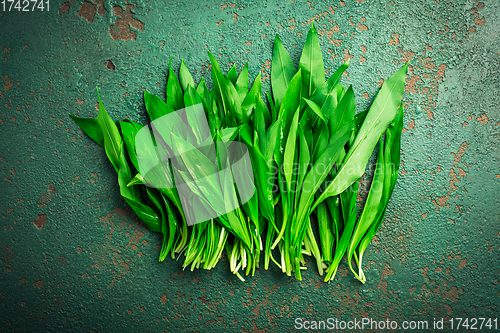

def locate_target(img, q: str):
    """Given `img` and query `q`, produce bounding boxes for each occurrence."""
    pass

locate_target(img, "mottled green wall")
[1,0,499,331]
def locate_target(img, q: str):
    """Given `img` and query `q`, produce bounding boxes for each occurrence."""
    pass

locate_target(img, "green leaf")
[283,106,300,191]
[219,126,241,142]
[241,72,262,118]
[123,197,162,233]
[69,114,104,147]
[326,59,349,88]
[208,51,245,124]
[144,91,175,121]
[96,88,122,173]
[346,140,386,280]
[166,57,184,111]
[235,62,249,101]
[226,64,238,85]
[299,21,326,99]
[179,59,195,92]
[120,120,143,171]
[302,98,327,124]
[274,69,302,167]
[292,121,355,246]
[127,173,145,187]
[327,85,355,135]
[184,86,210,145]
[314,62,409,206]
[271,34,296,107]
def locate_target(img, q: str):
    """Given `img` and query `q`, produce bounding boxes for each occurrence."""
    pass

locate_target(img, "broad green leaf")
[298,21,326,99]
[314,62,409,206]
[144,91,175,121]
[179,59,195,92]
[69,114,104,146]
[271,34,296,107]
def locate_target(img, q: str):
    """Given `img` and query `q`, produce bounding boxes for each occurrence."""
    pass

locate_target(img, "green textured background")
[1,0,499,331]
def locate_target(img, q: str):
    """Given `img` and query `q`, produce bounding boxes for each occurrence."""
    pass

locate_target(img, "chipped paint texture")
[0,0,499,331]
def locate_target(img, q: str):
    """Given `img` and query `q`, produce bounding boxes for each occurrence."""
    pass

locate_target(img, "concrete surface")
[0,0,499,331]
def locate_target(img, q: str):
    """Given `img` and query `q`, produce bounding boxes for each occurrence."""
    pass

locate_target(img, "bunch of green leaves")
[70,22,408,283]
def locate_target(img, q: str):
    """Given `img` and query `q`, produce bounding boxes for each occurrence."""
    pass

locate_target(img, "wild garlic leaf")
[271,34,296,107]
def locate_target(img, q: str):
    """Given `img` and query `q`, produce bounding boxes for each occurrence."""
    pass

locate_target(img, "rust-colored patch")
[408,118,415,130]
[451,142,468,164]
[3,75,13,91]
[105,60,116,70]
[342,49,353,63]
[443,286,460,302]
[77,99,84,105]
[378,263,394,293]
[109,4,144,41]
[458,259,467,268]
[59,2,69,14]
[474,16,485,25]
[233,13,238,21]
[57,255,68,266]
[33,214,47,229]
[77,1,96,23]
[217,20,224,27]
[2,247,13,266]
[388,33,399,45]
[361,45,367,53]
[49,184,55,195]
[476,114,488,124]
[357,23,368,31]
[93,0,105,16]
[33,280,44,288]
[421,213,428,219]
[362,92,368,98]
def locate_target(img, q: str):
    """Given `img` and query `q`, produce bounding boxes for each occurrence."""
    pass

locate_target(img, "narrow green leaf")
[327,85,355,135]
[96,88,122,173]
[179,59,195,92]
[166,57,184,111]
[283,106,300,190]
[299,21,326,99]
[226,64,238,85]
[303,98,327,123]
[144,91,175,121]
[69,114,104,147]
[235,62,249,100]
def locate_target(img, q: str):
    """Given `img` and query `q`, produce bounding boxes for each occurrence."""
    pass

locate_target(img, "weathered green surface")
[1,0,499,331]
